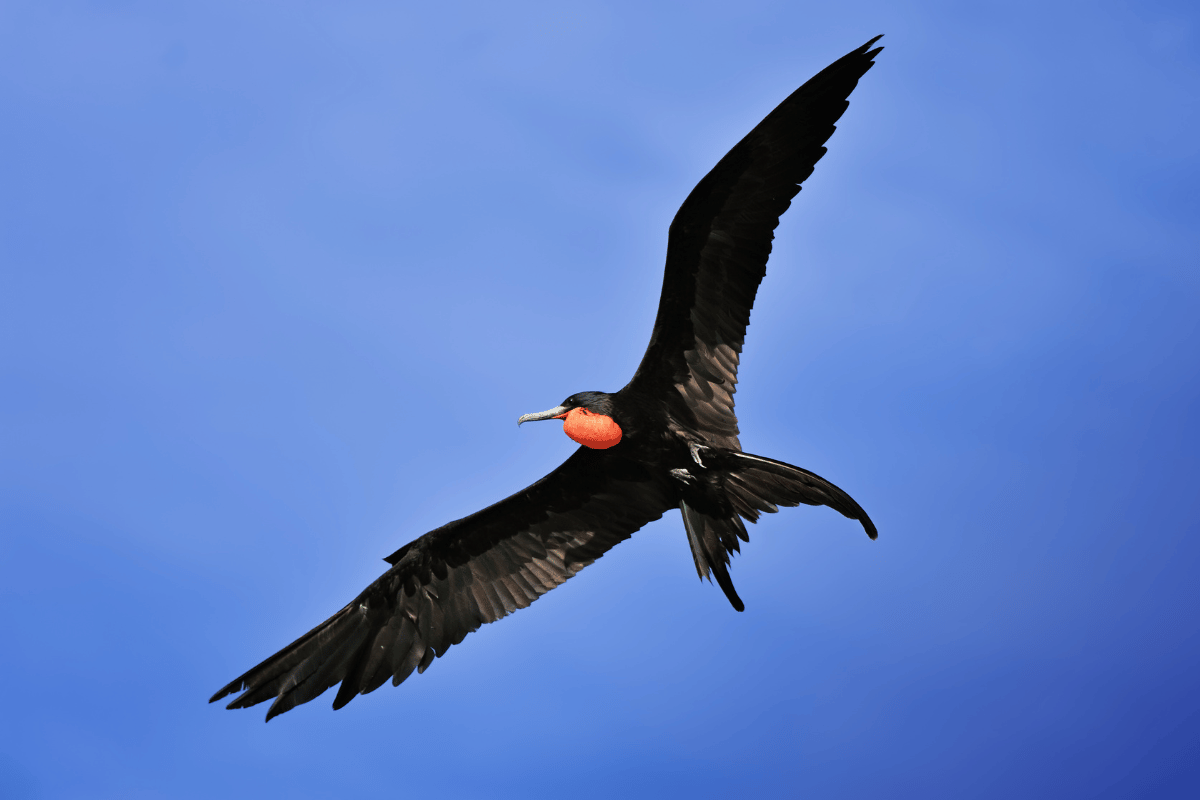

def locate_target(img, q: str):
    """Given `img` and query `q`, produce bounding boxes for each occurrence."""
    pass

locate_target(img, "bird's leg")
[672,442,713,484]
[669,468,697,485]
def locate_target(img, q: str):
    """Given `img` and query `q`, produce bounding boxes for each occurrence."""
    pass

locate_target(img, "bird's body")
[213,37,883,720]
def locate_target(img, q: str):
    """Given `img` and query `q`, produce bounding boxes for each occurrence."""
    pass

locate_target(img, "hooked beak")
[517,405,570,427]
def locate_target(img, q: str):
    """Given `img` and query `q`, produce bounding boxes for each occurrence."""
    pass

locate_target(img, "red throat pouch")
[561,408,623,449]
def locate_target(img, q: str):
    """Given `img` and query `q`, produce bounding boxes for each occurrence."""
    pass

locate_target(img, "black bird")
[212,37,882,721]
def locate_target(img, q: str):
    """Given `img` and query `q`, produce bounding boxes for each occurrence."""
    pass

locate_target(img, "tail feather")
[680,500,747,612]
[725,452,877,539]
[680,451,875,611]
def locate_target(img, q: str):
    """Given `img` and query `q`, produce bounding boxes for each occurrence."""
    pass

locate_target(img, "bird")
[212,36,883,721]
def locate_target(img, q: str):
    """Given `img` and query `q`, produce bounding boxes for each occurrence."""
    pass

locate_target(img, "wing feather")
[629,37,883,446]
[211,448,674,719]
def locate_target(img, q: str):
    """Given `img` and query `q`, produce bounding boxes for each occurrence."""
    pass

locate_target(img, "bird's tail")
[724,451,877,537]
[682,451,876,612]
[681,499,751,611]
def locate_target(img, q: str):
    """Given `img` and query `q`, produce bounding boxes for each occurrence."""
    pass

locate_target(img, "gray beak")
[517,405,571,427]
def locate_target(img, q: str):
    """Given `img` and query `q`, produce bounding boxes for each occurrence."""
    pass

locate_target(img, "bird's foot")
[688,442,712,468]
[670,468,697,485]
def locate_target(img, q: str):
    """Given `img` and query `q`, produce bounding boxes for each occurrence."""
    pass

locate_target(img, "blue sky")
[2,1,1198,797]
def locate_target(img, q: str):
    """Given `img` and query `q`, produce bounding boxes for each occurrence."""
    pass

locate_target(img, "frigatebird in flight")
[213,37,882,720]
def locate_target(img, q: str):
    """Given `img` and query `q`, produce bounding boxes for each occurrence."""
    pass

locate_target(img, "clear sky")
[3,1,1198,798]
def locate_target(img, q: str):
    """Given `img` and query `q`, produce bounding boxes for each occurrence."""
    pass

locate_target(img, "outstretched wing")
[211,448,674,720]
[628,37,883,448]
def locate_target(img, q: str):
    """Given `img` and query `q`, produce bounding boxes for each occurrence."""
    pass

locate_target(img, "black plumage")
[212,36,883,721]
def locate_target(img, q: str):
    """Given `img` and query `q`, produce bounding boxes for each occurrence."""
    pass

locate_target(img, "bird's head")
[518,391,623,450]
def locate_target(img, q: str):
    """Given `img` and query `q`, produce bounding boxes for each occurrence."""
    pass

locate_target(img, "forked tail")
[681,451,876,611]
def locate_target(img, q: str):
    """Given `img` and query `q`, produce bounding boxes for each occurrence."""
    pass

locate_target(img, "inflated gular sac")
[560,407,622,449]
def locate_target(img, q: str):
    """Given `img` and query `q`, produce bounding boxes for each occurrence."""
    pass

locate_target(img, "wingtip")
[208,680,241,705]
[263,698,286,723]
[861,35,885,61]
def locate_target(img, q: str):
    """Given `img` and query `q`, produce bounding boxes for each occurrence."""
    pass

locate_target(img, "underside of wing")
[629,37,883,447]
[210,448,675,720]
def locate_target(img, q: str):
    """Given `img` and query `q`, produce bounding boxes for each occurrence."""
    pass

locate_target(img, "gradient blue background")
[3,2,1198,797]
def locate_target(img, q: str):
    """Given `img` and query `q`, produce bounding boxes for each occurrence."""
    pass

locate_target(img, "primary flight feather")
[212,36,883,721]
